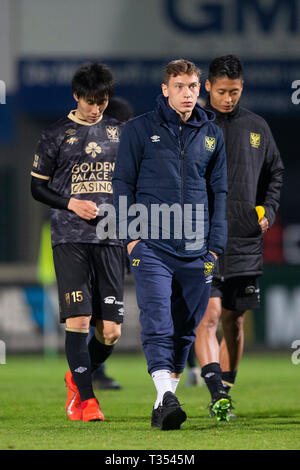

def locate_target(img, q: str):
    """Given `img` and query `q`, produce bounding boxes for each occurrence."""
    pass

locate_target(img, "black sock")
[222,370,237,394]
[201,362,226,400]
[88,334,114,372]
[65,330,95,402]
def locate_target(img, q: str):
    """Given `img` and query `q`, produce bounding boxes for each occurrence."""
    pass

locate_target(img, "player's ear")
[73,93,79,103]
[161,83,169,98]
[205,79,211,93]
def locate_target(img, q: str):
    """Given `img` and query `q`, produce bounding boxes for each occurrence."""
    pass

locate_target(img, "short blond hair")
[163,59,201,85]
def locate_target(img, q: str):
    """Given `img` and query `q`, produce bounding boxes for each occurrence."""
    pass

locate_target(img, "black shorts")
[53,243,125,324]
[210,276,260,312]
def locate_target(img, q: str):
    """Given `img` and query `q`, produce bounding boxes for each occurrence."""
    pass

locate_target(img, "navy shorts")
[53,243,125,324]
[210,276,260,312]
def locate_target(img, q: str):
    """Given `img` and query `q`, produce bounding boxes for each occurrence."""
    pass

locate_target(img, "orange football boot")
[65,370,82,421]
[81,398,104,422]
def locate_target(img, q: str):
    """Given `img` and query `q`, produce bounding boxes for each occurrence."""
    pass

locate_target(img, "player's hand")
[127,240,140,255]
[68,198,98,220]
[259,216,269,233]
[209,251,218,261]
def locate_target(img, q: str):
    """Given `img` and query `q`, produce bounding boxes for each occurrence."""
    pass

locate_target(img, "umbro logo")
[150,135,160,143]
[204,372,215,378]
[74,367,87,374]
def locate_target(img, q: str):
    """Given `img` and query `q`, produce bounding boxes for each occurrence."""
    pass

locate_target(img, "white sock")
[151,369,172,409]
[171,377,180,393]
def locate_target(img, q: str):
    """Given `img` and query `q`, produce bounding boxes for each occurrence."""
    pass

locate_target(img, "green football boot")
[209,393,232,422]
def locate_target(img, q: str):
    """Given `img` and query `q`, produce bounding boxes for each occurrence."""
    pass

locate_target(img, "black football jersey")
[31,110,123,247]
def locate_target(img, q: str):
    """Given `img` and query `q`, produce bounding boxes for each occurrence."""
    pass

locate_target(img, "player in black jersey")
[31,63,125,422]
[194,56,284,421]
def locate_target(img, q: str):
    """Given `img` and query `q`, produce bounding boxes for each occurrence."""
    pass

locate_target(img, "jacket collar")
[205,98,241,120]
[155,94,215,128]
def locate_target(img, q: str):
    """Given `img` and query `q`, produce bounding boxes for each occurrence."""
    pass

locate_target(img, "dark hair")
[164,59,201,85]
[208,55,243,83]
[105,96,134,122]
[72,62,114,103]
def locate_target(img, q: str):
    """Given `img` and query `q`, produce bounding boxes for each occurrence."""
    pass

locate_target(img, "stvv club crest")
[205,136,216,152]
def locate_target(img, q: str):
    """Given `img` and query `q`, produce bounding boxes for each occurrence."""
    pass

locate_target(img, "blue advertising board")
[18,58,300,117]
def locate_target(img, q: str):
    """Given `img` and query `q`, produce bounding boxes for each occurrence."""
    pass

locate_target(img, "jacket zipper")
[178,124,184,252]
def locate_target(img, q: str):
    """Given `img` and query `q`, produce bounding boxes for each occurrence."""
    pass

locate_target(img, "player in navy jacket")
[113,59,228,430]
[113,93,227,258]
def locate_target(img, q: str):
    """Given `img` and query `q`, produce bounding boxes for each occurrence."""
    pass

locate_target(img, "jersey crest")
[250,132,261,148]
[205,136,216,152]
[106,126,120,142]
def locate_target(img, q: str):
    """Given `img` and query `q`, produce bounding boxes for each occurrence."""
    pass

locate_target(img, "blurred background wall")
[0,0,299,354]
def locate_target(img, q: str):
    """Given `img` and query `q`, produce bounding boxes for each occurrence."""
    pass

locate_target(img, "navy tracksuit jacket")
[113,95,228,374]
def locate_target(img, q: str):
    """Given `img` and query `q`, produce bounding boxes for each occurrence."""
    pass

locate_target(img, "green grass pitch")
[1,352,300,450]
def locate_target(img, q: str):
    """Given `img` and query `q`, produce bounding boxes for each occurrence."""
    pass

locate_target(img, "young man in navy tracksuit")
[113,59,229,430]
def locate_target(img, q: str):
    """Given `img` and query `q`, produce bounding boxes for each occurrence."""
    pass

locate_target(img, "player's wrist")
[67,197,77,211]
[127,239,140,254]
[209,250,218,260]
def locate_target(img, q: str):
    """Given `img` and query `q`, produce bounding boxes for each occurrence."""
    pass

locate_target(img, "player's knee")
[222,310,245,331]
[65,315,91,332]
[104,332,121,345]
[200,306,220,331]
[234,314,244,331]
[99,325,121,345]
[198,297,222,331]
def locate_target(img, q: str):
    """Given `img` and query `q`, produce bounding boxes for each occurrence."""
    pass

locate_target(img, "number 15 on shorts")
[65,290,83,305]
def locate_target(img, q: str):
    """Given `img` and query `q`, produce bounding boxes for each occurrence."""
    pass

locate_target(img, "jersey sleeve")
[256,122,284,227]
[31,129,59,181]
[206,127,228,254]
